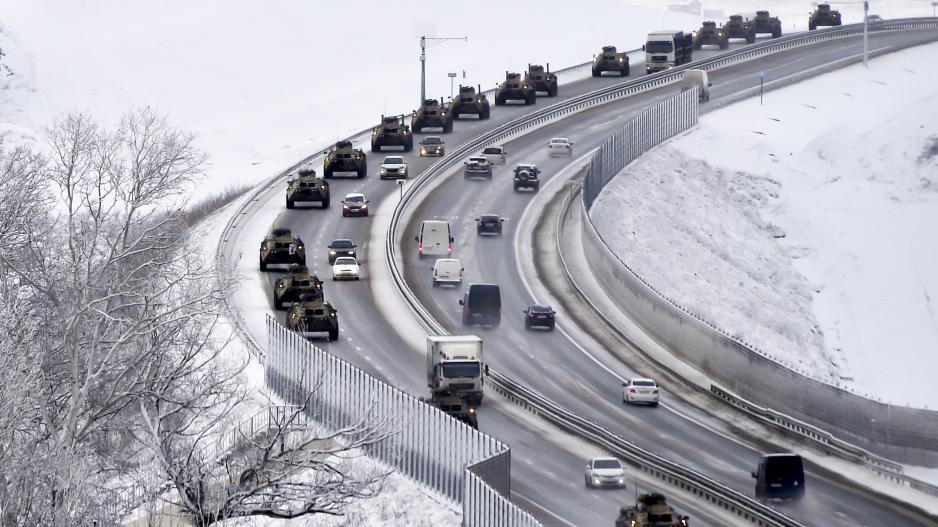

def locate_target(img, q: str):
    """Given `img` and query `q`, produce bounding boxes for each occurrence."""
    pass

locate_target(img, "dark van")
[753,453,805,500]
[459,283,501,327]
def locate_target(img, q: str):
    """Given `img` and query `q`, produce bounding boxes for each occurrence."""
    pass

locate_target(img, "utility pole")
[827,1,870,67]
[448,72,457,99]
[419,36,468,105]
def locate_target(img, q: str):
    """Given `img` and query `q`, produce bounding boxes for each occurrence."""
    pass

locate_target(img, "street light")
[419,36,468,105]
[823,1,870,67]
[448,72,457,99]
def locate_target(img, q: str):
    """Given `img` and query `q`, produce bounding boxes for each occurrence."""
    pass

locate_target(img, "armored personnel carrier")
[750,10,782,38]
[693,21,729,49]
[450,85,490,119]
[527,64,558,97]
[273,264,323,310]
[615,493,689,527]
[592,46,630,77]
[412,98,454,133]
[286,167,330,209]
[286,294,339,341]
[371,115,413,152]
[259,228,306,271]
[494,72,536,106]
[809,4,842,30]
[724,14,755,43]
[323,140,367,179]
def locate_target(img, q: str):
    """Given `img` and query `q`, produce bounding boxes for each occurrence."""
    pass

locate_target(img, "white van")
[681,69,711,102]
[415,220,453,258]
[432,258,464,286]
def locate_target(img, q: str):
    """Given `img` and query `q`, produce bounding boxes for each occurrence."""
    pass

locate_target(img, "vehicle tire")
[834,20,841,26]
[809,22,816,30]
[259,256,267,272]
[720,40,729,50]
[548,83,558,97]
[746,33,755,43]
[358,165,367,178]
[547,322,555,331]
[651,401,660,407]
[524,320,531,330]
[286,198,294,209]
[412,121,422,134]
[585,475,592,487]
[525,92,535,105]
[480,105,490,119]
[371,141,382,153]
[693,42,702,50]
[328,326,339,341]
[432,279,438,287]
[534,183,540,192]
[342,210,348,217]
[623,63,630,76]
[322,198,330,208]
[494,94,506,106]
[443,120,454,133]
[273,292,283,310]
[773,27,782,38]
[324,166,333,179]
[591,67,601,78]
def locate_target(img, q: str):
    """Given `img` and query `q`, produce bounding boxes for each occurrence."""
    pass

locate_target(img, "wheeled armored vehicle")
[412,98,453,133]
[809,4,842,30]
[527,64,558,96]
[592,45,630,76]
[371,115,413,152]
[286,167,330,208]
[495,72,536,105]
[259,228,306,271]
[323,140,366,179]
[724,14,755,43]
[286,294,339,341]
[693,21,728,49]
[450,85,490,119]
[750,10,782,38]
[273,264,323,310]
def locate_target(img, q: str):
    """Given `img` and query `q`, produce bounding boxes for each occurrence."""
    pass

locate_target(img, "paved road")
[242,29,938,527]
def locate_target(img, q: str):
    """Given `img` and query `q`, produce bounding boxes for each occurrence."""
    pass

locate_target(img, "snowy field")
[592,41,938,408]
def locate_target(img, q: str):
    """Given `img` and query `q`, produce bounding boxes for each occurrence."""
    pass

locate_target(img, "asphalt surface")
[250,30,938,527]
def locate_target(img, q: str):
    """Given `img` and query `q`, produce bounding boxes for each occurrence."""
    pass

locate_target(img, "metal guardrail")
[387,19,938,527]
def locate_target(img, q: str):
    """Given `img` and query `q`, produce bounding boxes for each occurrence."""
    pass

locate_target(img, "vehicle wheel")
[591,67,601,77]
[693,42,702,50]
[534,183,540,191]
[834,20,841,26]
[525,92,536,105]
[328,326,339,341]
[547,322,555,331]
[432,279,438,287]
[412,122,422,133]
[259,257,267,272]
[322,198,330,208]
[809,22,816,30]
[548,84,558,97]
[524,320,531,330]
[286,198,294,209]
[371,141,381,153]
[585,475,592,487]
[494,94,505,106]
[651,401,659,407]
[720,40,729,50]
[746,33,756,43]
[358,165,367,178]
[480,105,490,119]
[443,120,454,133]
[342,211,348,217]
[513,184,519,191]
[324,167,333,179]
[273,292,283,310]
[623,64,630,76]
[773,27,782,38]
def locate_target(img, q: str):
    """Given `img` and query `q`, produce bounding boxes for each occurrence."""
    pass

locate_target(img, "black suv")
[524,304,556,330]
[327,239,357,264]
[753,453,805,500]
[513,164,541,191]
[476,214,504,236]
[460,283,501,327]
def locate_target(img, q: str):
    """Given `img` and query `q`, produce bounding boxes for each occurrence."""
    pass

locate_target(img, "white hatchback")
[584,457,626,489]
[332,256,360,281]
[432,258,464,287]
[622,378,660,406]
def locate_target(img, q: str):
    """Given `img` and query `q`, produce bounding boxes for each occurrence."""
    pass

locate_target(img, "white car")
[432,258,464,287]
[379,155,408,179]
[481,145,507,165]
[332,256,360,281]
[622,378,659,406]
[548,137,574,157]
[584,457,626,489]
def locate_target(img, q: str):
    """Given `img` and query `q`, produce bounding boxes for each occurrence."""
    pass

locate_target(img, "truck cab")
[426,335,484,405]
[645,30,694,74]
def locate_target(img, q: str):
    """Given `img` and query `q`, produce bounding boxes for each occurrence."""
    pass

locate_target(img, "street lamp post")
[419,36,468,105]
[448,72,457,99]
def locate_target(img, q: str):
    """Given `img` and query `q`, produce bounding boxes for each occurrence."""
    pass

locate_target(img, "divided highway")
[241,29,938,527]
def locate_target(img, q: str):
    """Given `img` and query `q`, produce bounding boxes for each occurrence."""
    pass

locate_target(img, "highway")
[240,29,938,527]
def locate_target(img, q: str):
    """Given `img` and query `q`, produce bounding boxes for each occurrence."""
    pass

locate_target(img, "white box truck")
[426,335,484,405]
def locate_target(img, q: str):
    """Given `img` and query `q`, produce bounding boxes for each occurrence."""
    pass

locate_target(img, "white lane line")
[510,491,579,527]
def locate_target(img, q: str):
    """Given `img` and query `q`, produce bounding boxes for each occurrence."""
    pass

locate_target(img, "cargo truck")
[645,30,694,74]
[426,335,484,405]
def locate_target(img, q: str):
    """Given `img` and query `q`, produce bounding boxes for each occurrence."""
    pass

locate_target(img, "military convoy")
[495,71,537,105]
[592,46,630,77]
[615,493,689,527]
[724,14,755,43]
[323,140,367,179]
[259,228,306,271]
[693,21,728,49]
[809,3,842,30]
[286,167,330,209]
[750,10,783,38]
[527,64,558,97]
[286,293,339,341]
[273,264,323,310]
[371,115,414,152]
[411,98,454,133]
[450,85,490,119]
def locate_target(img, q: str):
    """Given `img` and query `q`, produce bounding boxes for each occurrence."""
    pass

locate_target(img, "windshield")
[593,459,621,469]
[384,156,404,164]
[530,305,552,313]
[423,137,442,144]
[483,147,503,154]
[646,41,674,53]
[442,362,481,378]
[334,257,356,266]
[632,380,656,387]
[345,195,365,203]
[469,157,487,164]
[765,456,803,480]
[331,240,353,249]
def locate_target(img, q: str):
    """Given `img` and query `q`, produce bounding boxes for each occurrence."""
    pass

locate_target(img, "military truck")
[371,115,413,152]
[494,71,536,106]
[423,394,479,429]
[286,167,330,209]
[450,85,490,119]
[411,98,454,133]
[427,335,484,405]
[693,21,729,50]
[259,228,306,271]
[809,4,842,30]
[273,264,323,310]
[527,64,558,97]
[645,31,694,74]
[750,10,782,38]
[724,14,756,43]
[592,46,630,77]
[323,140,367,179]
[286,294,339,341]
[615,493,690,527]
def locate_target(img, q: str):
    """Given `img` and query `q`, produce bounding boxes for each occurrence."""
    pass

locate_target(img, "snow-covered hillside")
[592,41,938,407]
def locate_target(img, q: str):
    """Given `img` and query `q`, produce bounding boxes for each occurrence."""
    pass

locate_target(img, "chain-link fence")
[579,89,938,466]
[265,316,540,527]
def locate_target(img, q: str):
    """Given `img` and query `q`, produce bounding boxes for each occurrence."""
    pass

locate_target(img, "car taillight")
[629,388,636,393]
[529,313,536,319]
[653,389,659,394]
[418,243,423,254]
[447,243,453,253]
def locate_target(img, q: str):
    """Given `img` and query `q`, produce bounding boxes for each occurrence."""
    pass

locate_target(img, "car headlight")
[618,478,625,484]
[361,204,367,209]
[592,477,600,485]
[380,168,387,174]
[330,250,336,255]
[297,245,304,251]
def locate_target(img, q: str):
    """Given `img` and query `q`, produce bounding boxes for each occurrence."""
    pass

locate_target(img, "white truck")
[645,30,694,74]
[426,335,484,405]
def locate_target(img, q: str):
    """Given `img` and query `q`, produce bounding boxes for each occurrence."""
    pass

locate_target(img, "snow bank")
[593,41,938,407]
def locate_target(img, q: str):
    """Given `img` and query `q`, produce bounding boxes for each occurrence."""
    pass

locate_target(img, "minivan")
[416,220,453,258]
[460,283,501,327]
[681,69,711,102]
[753,453,805,500]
